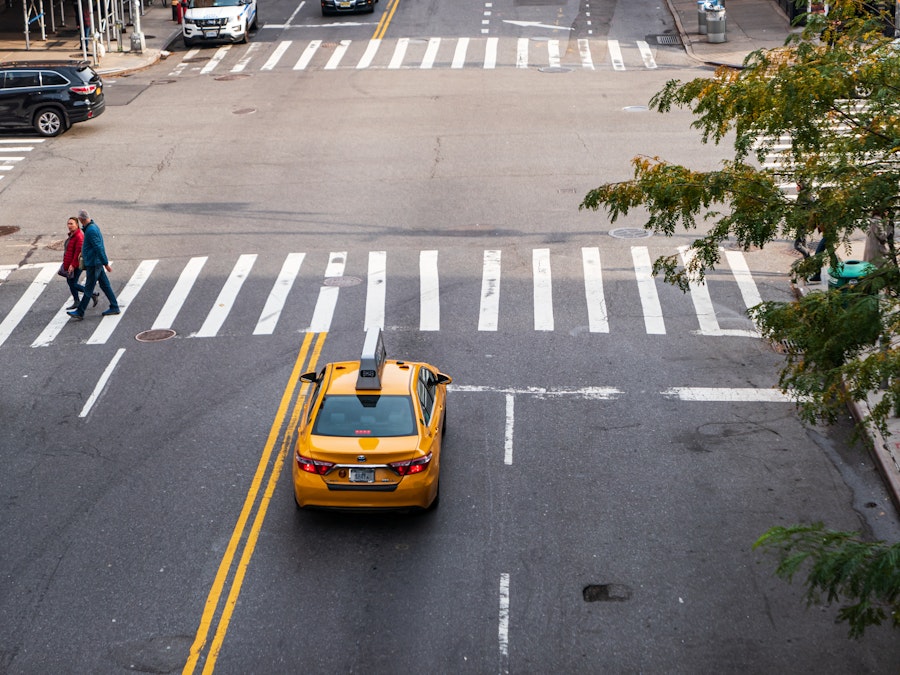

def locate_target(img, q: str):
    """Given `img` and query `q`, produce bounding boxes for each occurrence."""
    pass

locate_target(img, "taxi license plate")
[349,468,375,483]
[204,30,218,37]
[339,1,352,6]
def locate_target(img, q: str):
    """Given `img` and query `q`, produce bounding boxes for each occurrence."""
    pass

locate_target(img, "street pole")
[130,0,145,52]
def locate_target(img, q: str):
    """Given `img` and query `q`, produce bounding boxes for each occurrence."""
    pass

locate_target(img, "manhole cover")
[583,584,632,602]
[46,238,66,251]
[136,329,176,342]
[538,66,572,74]
[609,227,652,239]
[151,79,177,85]
[623,105,649,112]
[0,225,21,237]
[232,107,256,115]
[324,276,362,287]
[217,74,251,81]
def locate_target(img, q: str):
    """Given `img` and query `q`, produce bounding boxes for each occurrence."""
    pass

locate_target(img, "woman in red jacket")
[62,216,97,310]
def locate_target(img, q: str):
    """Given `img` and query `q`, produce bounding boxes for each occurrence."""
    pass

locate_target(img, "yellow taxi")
[292,329,451,511]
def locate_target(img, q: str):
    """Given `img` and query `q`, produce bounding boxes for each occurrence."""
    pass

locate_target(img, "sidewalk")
[0,1,182,75]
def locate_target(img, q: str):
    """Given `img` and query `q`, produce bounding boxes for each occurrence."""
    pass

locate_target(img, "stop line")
[168,37,659,76]
[0,245,763,349]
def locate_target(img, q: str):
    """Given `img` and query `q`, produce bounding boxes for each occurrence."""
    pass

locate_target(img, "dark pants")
[75,265,119,315]
[66,269,86,302]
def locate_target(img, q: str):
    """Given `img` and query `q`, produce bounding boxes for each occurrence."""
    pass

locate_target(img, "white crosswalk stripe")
[0,139,46,190]
[0,246,765,348]
[168,36,663,76]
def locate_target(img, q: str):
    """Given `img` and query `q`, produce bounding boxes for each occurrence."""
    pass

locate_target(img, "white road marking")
[231,41,261,72]
[662,387,796,402]
[504,393,515,465]
[357,39,381,69]
[547,39,561,69]
[201,45,231,74]
[608,39,625,71]
[324,39,351,70]
[193,254,256,338]
[478,249,501,331]
[637,40,657,69]
[516,37,528,68]
[451,384,622,399]
[725,249,764,326]
[365,251,386,331]
[680,247,759,338]
[0,263,55,349]
[79,347,125,418]
[307,251,346,332]
[452,37,469,68]
[254,252,305,335]
[502,19,572,30]
[87,259,158,345]
[582,247,609,332]
[533,248,553,331]
[293,40,321,70]
[421,37,441,69]
[578,38,594,69]
[261,40,291,70]
[631,246,665,334]
[419,250,439,331]
[152,256,208,331]
[389,38,409,69]
[499,573,510,675]
[31,298,75,348]
[484,37,498,69]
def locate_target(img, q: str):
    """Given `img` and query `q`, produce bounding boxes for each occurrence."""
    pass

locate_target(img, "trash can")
[698,0,707,35]
[705,4,727,43]
[827,259,875,290]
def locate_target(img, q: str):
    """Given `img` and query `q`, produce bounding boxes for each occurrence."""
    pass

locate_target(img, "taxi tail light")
[388,452,432,476]
[295,453,334,475]
[70,83,97,95]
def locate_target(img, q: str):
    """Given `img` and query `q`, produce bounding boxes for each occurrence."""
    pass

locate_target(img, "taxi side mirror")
[299,371,317,383]
[435,373,452,385]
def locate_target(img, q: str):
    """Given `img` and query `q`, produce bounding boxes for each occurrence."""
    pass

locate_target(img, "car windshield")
[312,395,416,437]
[190,0,242,7]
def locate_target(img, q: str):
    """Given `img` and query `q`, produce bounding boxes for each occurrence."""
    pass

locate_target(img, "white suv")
[182,0,258,47]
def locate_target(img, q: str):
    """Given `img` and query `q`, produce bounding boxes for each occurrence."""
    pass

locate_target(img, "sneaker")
[67,311,83,321]
[101,308,120,316]
[91,292,99,307]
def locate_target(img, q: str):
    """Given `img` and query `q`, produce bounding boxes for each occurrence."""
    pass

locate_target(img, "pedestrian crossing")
[0,246,764,349]
[167,37,662,76]
[0,139,45,190]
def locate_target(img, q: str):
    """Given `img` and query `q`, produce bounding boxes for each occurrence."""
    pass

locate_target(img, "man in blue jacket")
[67,210,120,320]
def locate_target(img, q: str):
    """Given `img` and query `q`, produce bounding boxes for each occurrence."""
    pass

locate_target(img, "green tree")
[579,0,900,636]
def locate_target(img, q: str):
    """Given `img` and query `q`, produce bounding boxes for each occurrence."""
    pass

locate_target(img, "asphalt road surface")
[1,0,900,672]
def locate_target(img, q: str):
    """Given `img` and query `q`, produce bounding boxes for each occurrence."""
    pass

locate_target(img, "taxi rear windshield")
[189,0,243,7]
[312,395,416,437]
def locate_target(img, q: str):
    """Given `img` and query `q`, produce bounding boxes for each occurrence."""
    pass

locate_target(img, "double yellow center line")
[371,0,401,40]
[183,331,328,675]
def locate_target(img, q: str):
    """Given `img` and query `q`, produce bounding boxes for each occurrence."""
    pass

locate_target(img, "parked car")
[182,0,258,47]
[0,61,105,137]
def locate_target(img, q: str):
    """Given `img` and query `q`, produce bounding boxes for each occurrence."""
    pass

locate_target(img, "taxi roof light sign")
[356,327,386,390]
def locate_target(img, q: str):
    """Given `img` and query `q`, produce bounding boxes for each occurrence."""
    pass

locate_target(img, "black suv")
[0,61,105,137]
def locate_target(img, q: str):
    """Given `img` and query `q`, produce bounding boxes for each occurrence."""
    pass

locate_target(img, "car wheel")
[251,11,258,29]
[34,108,64,137]
[184,36,195,48]
[240,22,249,43]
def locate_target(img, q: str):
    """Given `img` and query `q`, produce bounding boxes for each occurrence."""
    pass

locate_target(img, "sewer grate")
[0,226,21,237]
[217,74,251,82]
[583,584,633,602]
[538,66,572,74]
[232,107,257,115]
[647,34,682,46]
[136,329,176,342]
[609,227,652,239]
